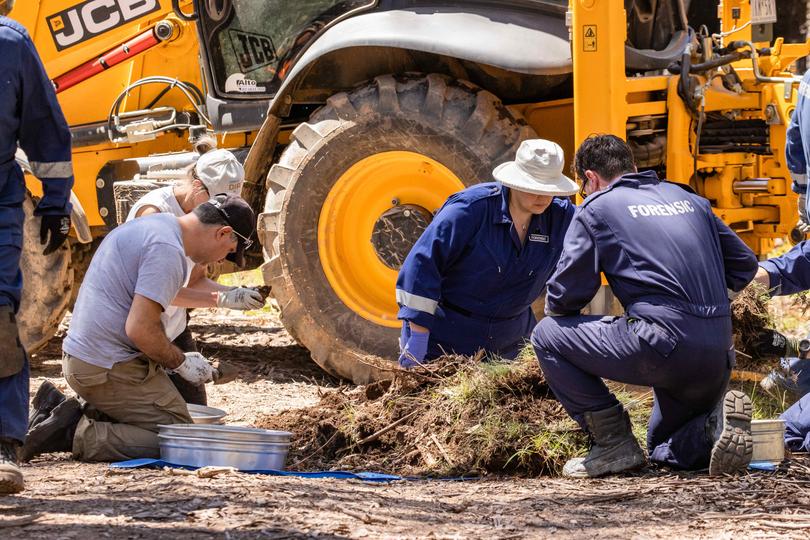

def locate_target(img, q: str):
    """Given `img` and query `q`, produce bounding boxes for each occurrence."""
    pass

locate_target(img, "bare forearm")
[192,277,232,293]
[127,318,184,369]
[171,286,219,308]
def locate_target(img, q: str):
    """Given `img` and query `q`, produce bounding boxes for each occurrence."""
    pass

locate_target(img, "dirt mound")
[731,283,810,372]
[255,355,587,476]
[731,282,776,371]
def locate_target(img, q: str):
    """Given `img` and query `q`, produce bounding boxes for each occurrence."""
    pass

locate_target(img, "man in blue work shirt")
[787,70,810,234]
[0,1,74,494]
[396,139,578,366]
[531,135,758,478]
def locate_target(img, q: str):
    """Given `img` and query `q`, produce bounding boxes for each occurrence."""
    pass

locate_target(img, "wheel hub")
[370,203,433,270]
[318,151,464,327]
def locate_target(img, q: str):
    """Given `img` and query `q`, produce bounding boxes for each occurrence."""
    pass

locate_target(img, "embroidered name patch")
[529,233,549,243]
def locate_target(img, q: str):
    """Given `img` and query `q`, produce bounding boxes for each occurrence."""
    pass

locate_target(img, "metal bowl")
[158,423,292,443]
[751,419,786,464]
[157,424,294,470]
[187,404,227,425]
[159,434,290,470]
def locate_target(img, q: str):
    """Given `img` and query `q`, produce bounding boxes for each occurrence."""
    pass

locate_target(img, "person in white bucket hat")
[116,143,262,406]
[395,138,577,368]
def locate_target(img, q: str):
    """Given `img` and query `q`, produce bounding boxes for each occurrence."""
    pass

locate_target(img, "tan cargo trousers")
[62,353,192,462]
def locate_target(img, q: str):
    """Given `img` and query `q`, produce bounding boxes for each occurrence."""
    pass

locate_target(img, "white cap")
[194,149,245,197]
[492,139,578,196]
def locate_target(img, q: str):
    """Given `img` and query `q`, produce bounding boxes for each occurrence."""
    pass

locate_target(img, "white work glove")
[173,352,215,385]
[798,193,810,234]
[216,287,264,310]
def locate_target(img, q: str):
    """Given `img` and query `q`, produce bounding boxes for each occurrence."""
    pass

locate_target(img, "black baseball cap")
[201,194,255,267]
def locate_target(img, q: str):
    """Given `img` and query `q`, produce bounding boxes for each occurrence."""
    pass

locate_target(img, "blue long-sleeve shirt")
[760,241,810,295]
[545,171,758,319]
[0,17,72,216]
[786,71,810,195]
[396,182,574,353]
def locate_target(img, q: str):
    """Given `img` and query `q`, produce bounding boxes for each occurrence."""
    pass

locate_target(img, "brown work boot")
[563,404,647,478]
[0,439,23,494]
[28,380,67,431]
[707,390,753,476]
[21,398,82,462]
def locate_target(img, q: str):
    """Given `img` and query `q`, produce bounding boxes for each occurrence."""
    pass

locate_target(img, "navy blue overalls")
[781,392,810,453]
[761,241,810,451]
[396,182,574,359]
[0,17,73,444]
[531,171,758,469]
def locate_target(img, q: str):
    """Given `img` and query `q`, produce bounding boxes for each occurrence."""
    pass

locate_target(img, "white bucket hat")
[194,149,245,196]
[492,139,578,196]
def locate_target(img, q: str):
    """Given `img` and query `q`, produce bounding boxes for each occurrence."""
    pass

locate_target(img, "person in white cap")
[395,139,578,367]
[119,146,263,405]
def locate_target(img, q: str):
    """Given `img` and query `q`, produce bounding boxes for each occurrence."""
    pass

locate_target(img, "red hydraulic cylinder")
[53,28,162,93]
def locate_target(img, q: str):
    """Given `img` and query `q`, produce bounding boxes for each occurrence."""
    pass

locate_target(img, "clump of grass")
[258,355,593,476]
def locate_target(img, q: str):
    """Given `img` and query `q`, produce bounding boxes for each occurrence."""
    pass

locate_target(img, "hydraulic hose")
[667,51,749,74]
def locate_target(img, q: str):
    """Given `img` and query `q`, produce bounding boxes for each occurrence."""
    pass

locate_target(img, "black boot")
[707,390,753,476]
[21,398,82,462]
[28,380,66,431]
[563,403,647,478]
[0,439,23,494]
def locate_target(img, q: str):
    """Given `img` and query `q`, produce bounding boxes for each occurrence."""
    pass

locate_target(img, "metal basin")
[157,424,293,470]
[187,404,227,424]
[159,435,290,470]
[751,419,786,464]
[158,423,292,443]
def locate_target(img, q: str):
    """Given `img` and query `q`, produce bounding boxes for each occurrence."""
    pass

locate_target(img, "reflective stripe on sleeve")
[395,289,438,315]
[791,171,808,186]
[30,160,73,178]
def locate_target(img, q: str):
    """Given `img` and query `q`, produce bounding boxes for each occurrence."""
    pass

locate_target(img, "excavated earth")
[3,308,810,539]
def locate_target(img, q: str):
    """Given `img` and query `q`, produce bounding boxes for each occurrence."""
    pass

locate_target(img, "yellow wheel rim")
[318,151,464,327]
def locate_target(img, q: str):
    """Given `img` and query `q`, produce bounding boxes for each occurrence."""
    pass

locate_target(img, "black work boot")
[0,438,23,494]
[707,390,753,476]
[21,398,82,462]
[563,403,647,478]
[28,380,67,431]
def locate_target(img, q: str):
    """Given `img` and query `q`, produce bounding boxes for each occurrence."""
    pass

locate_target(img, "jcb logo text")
[47,0,160,51]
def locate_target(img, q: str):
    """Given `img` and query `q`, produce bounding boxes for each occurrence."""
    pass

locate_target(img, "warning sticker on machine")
[583,25,597,52]
[751,0,777,25]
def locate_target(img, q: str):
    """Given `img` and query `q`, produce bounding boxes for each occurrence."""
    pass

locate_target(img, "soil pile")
[255,355,588,476]
[731,282,776,371]
[731,283,810,371]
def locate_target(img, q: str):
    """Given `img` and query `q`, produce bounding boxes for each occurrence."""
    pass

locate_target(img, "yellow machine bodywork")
[14,0,806,254]
[566,0,808,254]
[13,1,249,230]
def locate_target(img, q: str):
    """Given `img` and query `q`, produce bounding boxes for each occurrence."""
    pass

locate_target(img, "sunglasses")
[231,228,254,250]
[210,202,254,250]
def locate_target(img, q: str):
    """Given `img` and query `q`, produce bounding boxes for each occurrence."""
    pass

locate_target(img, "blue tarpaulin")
[110,458,405,482]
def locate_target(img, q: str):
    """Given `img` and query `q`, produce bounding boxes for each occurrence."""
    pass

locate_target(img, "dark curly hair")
[573,134,636,182]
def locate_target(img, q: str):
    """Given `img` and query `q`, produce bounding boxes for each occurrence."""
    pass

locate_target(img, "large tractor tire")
[17,195,73,353]
[260,74,535,383]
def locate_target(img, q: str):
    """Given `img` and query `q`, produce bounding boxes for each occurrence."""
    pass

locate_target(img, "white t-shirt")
[126,186,194,341]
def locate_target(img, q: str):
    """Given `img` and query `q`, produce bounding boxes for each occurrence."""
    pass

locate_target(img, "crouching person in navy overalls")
[531,135,759,478]
[396,139,578,367]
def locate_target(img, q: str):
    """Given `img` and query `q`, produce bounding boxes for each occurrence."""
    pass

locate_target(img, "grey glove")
[216,287,264,310]
[798,193,810,234]
[172,352,215,384]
